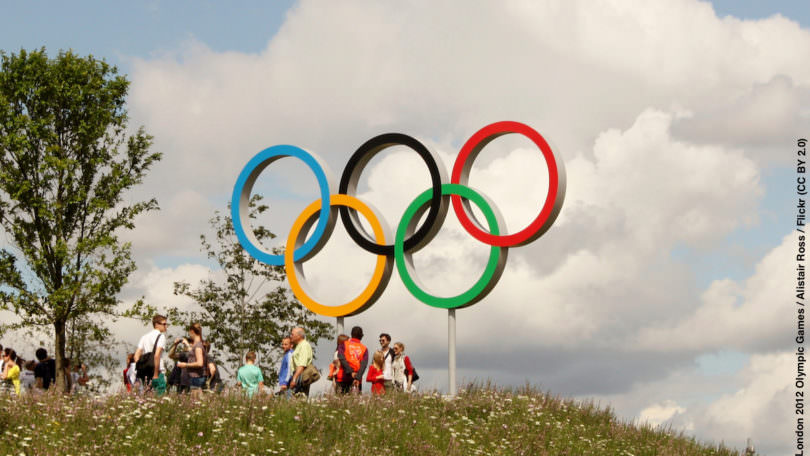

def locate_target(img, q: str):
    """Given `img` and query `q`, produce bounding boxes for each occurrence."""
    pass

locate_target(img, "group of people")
[0,344,88,395]
[323,326,417,395]
[126,315,222,396]
[4,315,420,398]
[130,315,419,399]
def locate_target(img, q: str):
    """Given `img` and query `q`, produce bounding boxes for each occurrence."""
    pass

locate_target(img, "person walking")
[337,326,368,394]
[288,327,314,397]
[175,323,206,398]
[278,337,294,396]
[236,351,264,398]
[134,315,168,395]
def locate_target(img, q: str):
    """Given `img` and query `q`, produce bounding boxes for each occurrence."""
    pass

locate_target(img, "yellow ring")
[285,194,391,317]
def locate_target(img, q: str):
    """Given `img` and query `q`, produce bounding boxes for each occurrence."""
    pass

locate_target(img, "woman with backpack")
[392,342,417,392]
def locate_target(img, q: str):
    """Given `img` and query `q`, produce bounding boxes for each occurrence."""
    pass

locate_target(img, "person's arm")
[36,377,43,389]
[258,381,264,393]
[133,348,142,363]
[290,365,304,388]
[179,346,204,369]
[152,346,163,379]
[355,349,369,382]
[167,339,181,360]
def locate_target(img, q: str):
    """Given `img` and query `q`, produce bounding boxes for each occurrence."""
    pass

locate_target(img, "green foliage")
[0,48,161,391]
[0,386,743,455]
[172,196,333,383]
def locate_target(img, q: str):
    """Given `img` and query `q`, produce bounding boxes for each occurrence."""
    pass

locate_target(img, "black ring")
[338,133,447,256]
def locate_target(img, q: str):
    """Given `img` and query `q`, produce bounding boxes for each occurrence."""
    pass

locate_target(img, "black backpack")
[135,334,162,379]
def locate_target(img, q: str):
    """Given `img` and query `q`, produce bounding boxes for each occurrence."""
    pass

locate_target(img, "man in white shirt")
[134,314,168,395]
[379,333,395,392]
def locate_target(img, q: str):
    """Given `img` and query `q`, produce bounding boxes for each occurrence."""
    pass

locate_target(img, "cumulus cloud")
[661,352,793,455]
[3,0,799,452]
[636,232,794,352]
[640,400,688,428]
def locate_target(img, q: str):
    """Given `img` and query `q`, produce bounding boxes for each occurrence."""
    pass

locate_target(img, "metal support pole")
[337,316,344,338]
[448,308,456,396]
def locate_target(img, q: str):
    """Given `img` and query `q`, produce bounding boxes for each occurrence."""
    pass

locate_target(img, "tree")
[172,196,333,384]
[0,48,161,392]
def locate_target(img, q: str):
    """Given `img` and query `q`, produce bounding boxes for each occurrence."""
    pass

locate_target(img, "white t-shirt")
[136,329,167,373]
[382,348,394,381]
[127,362,137,385]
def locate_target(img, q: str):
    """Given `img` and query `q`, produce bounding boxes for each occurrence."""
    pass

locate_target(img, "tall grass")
[0,384,740,455]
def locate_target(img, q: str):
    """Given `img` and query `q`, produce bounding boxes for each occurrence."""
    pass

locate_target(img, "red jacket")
[366,365,384,395]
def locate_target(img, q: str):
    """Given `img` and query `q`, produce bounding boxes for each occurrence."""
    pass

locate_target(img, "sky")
[1,1,808,454]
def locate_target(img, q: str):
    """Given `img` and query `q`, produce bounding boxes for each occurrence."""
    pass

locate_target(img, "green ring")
[395,183,504,309]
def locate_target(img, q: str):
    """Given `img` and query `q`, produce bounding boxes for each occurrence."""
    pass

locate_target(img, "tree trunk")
[54,319,67,393]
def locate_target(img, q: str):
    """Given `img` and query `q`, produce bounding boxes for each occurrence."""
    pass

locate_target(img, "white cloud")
[4,0,802,452]
[675,352,793,455]
[636,232,794,352]
[639,400,688,428]
[114,261,214,347]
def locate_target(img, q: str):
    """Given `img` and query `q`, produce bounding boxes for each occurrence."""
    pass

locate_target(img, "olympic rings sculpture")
[231,121,566,317]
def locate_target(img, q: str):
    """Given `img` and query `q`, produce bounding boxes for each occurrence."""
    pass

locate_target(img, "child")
[327,334,348,394]
[123,353,135,392]
[236,351,264,398]
[366,350,385,395]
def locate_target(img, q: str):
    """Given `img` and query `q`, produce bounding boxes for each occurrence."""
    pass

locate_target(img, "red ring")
[450,121,561,247]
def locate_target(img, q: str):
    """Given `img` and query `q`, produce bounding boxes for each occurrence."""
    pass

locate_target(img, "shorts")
[151,373,167,396]
[190,377,206,389]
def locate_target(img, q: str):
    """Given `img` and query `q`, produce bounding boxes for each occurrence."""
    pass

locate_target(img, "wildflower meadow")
[0,384,740,456]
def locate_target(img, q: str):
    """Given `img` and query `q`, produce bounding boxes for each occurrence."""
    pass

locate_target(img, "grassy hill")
[0,384,741,455]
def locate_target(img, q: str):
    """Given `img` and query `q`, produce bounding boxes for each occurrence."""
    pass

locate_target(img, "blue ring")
[231,145,332,266]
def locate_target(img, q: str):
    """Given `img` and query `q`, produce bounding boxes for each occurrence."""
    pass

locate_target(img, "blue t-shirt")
[236,364,264,397]
[278,350,293,387]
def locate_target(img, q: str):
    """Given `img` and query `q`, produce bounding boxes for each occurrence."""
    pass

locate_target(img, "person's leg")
[189,377,205,398]
[153,373,167,397]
